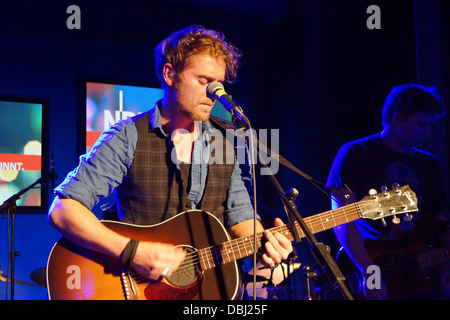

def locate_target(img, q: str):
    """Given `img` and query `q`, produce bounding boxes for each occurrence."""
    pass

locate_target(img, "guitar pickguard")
[143,245,204,300]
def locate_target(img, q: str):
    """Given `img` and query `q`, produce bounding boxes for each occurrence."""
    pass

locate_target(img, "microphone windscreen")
[206,82,225,99]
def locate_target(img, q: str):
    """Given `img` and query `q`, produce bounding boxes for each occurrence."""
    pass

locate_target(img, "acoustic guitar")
[47,185,417,300]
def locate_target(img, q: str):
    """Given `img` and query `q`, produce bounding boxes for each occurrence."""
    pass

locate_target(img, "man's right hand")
[132,241,186,281]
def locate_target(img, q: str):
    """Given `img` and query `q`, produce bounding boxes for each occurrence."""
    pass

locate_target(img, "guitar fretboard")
[198,202,362,271]
[417,245,450,269]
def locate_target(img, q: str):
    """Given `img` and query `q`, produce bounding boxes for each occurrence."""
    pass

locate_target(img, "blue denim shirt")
[55,104,256,228]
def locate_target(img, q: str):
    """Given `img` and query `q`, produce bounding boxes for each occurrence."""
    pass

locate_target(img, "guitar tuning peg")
[380,185,388,193]
[392,182,400,189]
[381,217,387,227]
[389,208,400,224]
[403,213,413,222]
[369,189,377,197]
[392,215,400,224]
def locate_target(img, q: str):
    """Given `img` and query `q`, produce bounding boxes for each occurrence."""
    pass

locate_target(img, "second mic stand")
[0,174,51,300]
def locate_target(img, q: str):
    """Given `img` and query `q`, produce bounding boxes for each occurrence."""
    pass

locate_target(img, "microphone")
[206,82,250,127]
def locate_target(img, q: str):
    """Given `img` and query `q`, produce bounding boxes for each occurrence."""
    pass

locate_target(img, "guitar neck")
[282,203,362,242]
[198,202,361,271]
[416,245,450,269]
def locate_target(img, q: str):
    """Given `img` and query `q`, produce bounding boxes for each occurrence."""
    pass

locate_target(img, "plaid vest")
[115,111,236,225]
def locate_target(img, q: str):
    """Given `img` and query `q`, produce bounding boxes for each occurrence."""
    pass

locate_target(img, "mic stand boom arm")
[211,107,353,300]
[225,117,353,300]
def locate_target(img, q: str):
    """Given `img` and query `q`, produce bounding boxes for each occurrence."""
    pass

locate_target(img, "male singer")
[48,25,292,289]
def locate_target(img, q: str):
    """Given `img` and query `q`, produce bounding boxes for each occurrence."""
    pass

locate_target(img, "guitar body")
[337,238,448,300]
[365,239,443,300]
[47,210,243,300]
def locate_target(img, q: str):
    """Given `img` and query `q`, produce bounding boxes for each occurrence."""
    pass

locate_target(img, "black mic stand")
[226,102,353,300]
[0,174,51,300]
[231,111,260,300]
[269,174,354,300]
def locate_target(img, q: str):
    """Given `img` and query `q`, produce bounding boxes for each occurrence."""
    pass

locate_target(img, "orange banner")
[86,131,102,148]
[0,153,41,171]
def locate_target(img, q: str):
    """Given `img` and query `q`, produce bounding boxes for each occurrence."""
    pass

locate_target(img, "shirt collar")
[149,100,215,137]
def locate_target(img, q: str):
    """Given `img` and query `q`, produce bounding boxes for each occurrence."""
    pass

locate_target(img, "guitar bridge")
[120,269,139,300]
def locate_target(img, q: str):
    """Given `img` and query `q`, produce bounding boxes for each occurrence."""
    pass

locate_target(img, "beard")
[175,101,212,123]
[170,80,213,124]
[192,105,212,122]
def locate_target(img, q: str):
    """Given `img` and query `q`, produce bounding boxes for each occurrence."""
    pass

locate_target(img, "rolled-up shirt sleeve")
[223,160,259,228]
[54,119,137,210]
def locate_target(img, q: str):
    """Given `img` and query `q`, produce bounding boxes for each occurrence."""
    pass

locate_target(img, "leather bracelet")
[121,239,140,269]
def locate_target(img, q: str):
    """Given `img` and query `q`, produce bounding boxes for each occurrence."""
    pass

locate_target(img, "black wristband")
[121,239,140,269]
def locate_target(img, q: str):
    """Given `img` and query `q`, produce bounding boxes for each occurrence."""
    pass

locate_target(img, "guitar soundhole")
[166,245,202,287]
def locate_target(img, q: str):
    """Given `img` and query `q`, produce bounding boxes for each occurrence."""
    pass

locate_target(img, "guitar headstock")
[358,184,418,225]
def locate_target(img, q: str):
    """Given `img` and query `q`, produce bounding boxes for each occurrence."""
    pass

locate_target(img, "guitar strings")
[130,199,406,281]
[183,200,409,271]
[171,200,380,272]
[169,201,377,273]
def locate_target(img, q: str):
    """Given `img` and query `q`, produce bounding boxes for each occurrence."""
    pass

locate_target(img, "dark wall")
[0,0,448,299]
[254,1,418,220]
